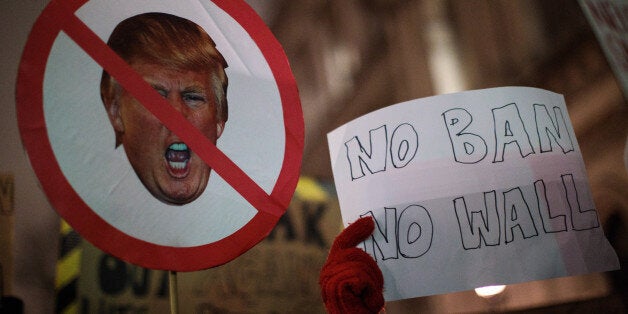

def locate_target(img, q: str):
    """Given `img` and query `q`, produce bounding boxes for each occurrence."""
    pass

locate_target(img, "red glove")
[319,216,384,314]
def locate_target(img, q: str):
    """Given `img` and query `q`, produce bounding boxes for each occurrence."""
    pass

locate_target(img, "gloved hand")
[319,216,384,314]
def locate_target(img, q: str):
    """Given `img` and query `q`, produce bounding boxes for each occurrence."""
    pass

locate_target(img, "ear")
[102,89,125,147]
[216,120,225,139]
[108,100,124,132]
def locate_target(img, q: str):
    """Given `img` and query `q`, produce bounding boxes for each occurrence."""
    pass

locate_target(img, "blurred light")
[424,1,467,94]
[324,44,358,98]
[475,285,506,298]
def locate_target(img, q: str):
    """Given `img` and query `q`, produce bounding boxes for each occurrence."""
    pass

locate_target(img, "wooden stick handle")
[169,271,179,314]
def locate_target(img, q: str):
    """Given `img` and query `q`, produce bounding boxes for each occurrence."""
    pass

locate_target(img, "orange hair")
[100,12,228,126]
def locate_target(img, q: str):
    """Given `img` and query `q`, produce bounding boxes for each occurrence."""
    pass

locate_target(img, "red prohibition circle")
[16,0,303,271]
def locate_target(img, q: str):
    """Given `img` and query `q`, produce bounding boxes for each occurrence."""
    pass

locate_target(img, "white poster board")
[17,0,303,271]
[328,87,620,301]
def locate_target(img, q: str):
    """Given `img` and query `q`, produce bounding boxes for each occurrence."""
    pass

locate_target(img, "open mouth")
[165,142,191,178]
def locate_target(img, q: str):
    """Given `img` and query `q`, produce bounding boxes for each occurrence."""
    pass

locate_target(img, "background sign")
[579,0,628,99]
[76,177,340,313]
[16,0,303,271]
[328,87,619,300]
[1,173,15,294]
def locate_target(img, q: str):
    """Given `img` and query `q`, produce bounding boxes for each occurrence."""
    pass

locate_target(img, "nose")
[169,95,190,117]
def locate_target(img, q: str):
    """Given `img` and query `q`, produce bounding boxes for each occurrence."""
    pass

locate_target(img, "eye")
[153,87,168,98]
[182,92,207,107]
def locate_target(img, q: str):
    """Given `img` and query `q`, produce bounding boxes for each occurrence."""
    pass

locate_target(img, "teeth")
[169,161,187,169]
[169,143,188,151]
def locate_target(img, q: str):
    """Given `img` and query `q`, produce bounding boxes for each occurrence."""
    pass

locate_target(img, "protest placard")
[328,87,620,300]
[16,0,303,271]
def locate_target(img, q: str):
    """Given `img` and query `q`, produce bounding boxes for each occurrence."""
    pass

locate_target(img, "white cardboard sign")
[327,87,619,301]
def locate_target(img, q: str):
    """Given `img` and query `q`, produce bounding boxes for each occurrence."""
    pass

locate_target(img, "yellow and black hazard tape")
[55,220,82,314]
[294,176,331,202]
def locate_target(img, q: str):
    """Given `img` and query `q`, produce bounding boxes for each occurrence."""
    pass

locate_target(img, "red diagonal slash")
[48,1,284,216]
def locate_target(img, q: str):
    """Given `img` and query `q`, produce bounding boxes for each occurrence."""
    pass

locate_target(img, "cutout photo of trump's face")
[100,13,228,205]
